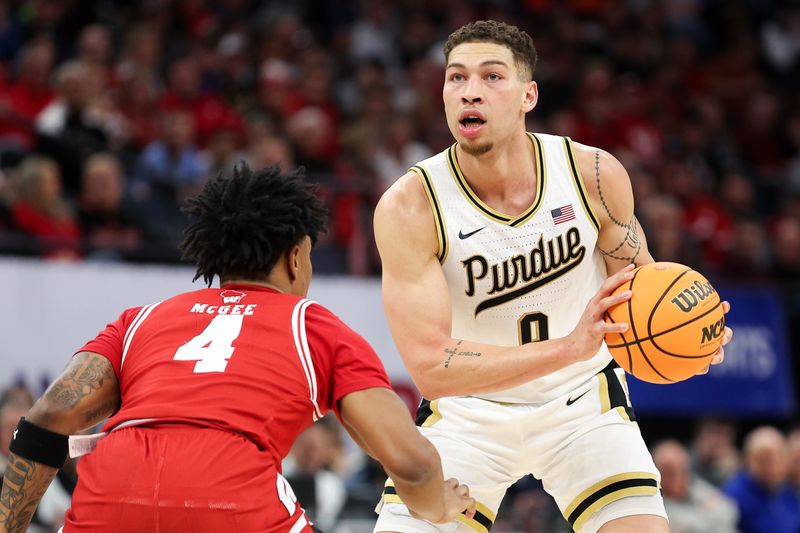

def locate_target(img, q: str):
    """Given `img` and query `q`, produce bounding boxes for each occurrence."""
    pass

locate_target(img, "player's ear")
[522,80,538,113]
[286,244,301,282]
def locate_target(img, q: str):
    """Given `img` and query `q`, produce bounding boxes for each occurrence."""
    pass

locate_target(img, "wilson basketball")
[604,262,725,384]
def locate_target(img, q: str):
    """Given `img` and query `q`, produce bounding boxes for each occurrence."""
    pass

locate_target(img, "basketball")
[604,262,725,384]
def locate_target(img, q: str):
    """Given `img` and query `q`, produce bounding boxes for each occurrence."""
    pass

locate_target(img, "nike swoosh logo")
[566,390,590,406]
[458,227,487,239]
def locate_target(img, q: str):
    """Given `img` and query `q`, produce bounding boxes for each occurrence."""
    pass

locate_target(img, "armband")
[8,417,69,469]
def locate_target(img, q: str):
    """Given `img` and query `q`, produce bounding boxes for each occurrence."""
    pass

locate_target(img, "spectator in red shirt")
[0,163,475,532]
[0,40,55,151]
[9,155,81,259]
[159,56,243,147]
[117,71,161,152]
[284,48,340,162]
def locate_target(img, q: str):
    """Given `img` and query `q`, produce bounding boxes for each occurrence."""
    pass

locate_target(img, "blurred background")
[0,0,799,531]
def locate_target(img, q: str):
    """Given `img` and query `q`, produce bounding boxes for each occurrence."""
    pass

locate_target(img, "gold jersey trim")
[598,371,612,413]
[563,137,601,233]
[411,165,448,264]
[445,133,546,227]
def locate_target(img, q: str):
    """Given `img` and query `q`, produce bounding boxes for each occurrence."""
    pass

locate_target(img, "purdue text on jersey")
[463,226,586,315]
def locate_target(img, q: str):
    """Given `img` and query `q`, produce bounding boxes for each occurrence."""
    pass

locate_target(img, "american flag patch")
[551,205,576,225]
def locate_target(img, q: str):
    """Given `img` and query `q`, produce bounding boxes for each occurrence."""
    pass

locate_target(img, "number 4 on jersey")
[174,315,244,373]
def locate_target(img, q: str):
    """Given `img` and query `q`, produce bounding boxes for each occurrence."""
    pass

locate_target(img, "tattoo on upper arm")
[0,454,55,533]
[594,149,642,262]
[46,354,116,411]
[443,340,482,368]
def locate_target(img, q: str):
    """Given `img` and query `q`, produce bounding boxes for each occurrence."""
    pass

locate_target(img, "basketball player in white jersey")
[372,20,733,533]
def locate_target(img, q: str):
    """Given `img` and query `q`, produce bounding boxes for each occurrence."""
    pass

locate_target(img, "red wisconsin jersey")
[79,283,391,465]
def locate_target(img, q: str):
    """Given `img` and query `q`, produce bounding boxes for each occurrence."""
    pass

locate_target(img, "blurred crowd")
[0,0,797,279]
[1,0,800,531]
[6,378,800,533]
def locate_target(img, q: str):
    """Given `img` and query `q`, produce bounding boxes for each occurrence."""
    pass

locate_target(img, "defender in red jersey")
[0,164,475,533]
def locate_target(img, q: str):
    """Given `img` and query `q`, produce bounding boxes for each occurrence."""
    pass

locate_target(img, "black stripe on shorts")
[567,477,658,526]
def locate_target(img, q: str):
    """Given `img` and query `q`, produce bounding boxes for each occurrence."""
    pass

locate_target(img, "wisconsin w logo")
[220,290,246,304]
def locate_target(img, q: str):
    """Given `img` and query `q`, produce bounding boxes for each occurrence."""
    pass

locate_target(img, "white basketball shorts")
[374,362,665,533]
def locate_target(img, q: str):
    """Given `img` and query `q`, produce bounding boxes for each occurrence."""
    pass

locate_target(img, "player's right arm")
[374,172,635,399]
[339,387,475,523]
[0,352,120,533]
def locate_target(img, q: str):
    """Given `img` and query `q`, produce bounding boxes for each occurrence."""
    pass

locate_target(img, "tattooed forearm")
[44,353,116,411]
[27,353,120,434]
[0,454,57,533]
[443,340,482,368]
[595,150,642,262]
[83,398,119,425]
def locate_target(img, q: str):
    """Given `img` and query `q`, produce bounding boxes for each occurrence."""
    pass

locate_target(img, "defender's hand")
[410,478,476,524]
[437,478,476,524]
[567,264,635,363]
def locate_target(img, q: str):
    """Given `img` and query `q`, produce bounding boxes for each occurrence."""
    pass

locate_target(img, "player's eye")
[450,73,465,82]
[487,73,501,81]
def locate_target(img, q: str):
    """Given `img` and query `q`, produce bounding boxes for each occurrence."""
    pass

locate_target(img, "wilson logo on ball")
[701,317,726,344]
[670,281,716,313]
[604,262,725,384]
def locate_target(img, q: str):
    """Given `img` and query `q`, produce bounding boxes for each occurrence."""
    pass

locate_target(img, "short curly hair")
[180,163,327,286]
[444,20,538,81]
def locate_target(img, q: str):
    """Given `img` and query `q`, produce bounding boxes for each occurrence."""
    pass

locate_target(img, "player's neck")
[455,132,537,211]
[221,277,287,293]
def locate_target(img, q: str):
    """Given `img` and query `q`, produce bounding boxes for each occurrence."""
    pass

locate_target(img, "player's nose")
[461,77,483,104]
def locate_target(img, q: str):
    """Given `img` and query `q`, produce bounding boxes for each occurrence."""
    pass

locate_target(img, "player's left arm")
[574,143,731,369]
[572,143,653,273]
[0,352,120,533]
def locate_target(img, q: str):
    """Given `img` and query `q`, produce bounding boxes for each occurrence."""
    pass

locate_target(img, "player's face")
[443,42,537,156]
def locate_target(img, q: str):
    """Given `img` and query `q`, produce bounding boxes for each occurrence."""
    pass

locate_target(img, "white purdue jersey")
[412,132,613,403]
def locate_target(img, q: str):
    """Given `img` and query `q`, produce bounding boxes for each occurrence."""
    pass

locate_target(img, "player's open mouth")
[458,111,486,139]
[459,115,486,129]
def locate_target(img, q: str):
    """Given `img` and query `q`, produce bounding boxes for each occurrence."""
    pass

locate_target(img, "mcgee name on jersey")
[190,303,258,315]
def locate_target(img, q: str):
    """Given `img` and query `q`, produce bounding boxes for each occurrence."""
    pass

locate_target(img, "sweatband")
[8,417,69,469]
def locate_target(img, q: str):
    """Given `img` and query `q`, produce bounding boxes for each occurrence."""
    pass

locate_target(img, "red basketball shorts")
[63,424,312,532]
